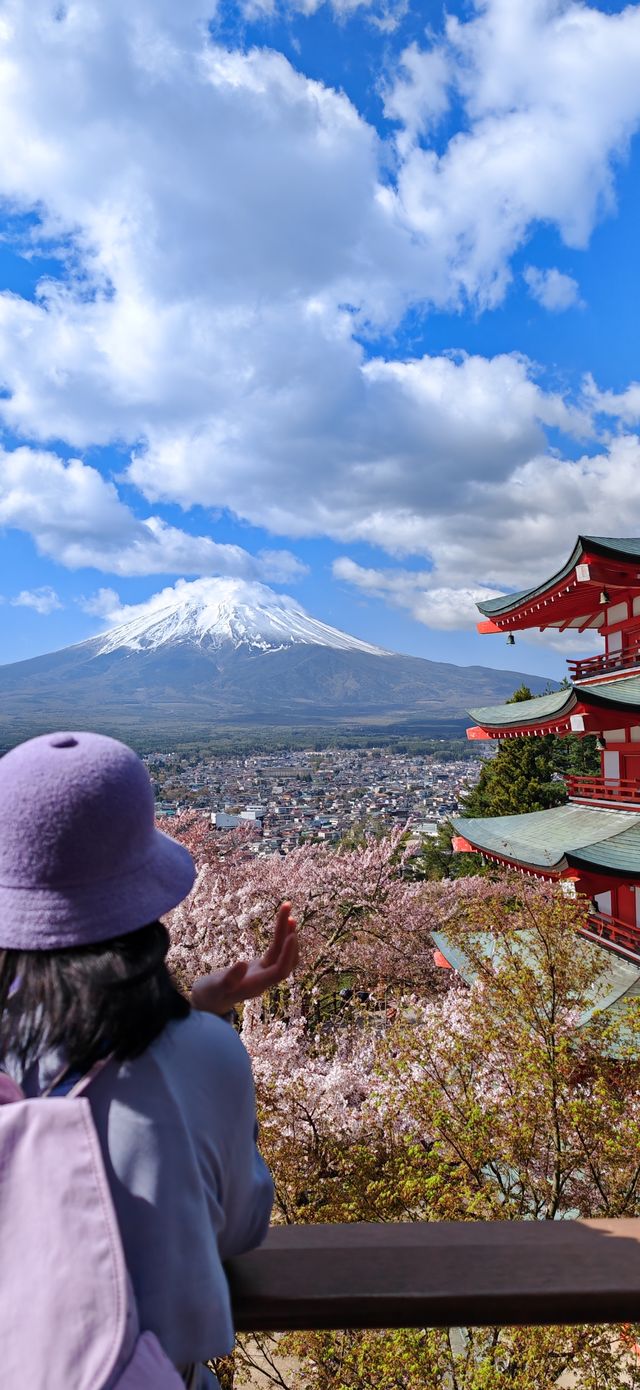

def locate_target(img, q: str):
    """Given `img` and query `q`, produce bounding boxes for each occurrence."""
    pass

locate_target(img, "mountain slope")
[0,578,554,733]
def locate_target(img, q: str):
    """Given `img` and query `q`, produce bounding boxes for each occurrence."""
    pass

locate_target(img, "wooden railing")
[227,1220,640,1330]
[581,910,640,960]
[565,774,640,807]
[568,641,640,681]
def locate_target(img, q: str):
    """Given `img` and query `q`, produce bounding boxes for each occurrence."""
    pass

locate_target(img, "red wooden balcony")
[565,774,640,808]
[568,639,640,681]
[581,910,640,961]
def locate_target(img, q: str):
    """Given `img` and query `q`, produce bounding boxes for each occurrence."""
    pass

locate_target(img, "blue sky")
[2,0,640,680]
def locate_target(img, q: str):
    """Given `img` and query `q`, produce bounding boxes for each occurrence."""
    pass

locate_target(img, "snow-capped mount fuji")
[0,577,553,735]
[93,579,388,658]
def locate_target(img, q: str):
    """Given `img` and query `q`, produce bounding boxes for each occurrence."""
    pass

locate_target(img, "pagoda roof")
[468,672,640,734]
[451,803,640,873]
[431,928,640,1024]
[568,820,640,876]
[469,687,574,730]
[476,536,640,632]
[582,673,640,708]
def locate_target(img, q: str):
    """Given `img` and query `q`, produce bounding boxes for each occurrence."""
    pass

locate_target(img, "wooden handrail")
[565,774,640,806]
[226,1220,640,1331]
[568,643,640,681]
[583,911,640,959]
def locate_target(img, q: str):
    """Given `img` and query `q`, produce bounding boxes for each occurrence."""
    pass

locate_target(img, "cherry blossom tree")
[165,816,640,1389]
[166,813,447,1002]
[276,883,640,1390]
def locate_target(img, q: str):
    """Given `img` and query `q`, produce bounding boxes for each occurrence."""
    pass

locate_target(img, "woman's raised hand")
[190,902,299,1017]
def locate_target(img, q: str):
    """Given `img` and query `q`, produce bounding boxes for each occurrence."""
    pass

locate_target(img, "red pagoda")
[451,536,640,964]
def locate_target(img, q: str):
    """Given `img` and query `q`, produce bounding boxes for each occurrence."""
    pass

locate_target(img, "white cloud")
[331,430,640,644]
[0,3,638,631]
[331,550,611,657]
[127,347,591,546]
[333,557,500,629]
[386,1,640,308]
[419,433,640,593]
[256,549,309,582]
[523,266,583,312]
[583,374,640,425]
[79,587,122,619]
[0,445,306,581]
[10,585,62,615]
[241,0,403,23]
[0,0,635,456]
[382,41,451,150]
[78,575,305,631]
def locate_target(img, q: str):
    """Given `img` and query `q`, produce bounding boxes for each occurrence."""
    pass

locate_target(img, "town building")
[150,746,482,853]
[451,536,640,962]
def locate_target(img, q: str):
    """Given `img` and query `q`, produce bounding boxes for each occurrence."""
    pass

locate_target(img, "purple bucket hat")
[0,731,196,949]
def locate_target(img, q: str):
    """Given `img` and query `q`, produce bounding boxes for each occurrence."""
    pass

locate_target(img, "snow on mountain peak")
[92,577,390,657]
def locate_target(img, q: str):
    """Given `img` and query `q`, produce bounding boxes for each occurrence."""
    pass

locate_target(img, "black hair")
[0,920,190,1075]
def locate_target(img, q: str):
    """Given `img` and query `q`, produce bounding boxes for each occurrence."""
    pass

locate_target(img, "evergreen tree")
[410,686,600,880]
[461,684,568,818]
[405,819,483,881]
[553,730,601,777]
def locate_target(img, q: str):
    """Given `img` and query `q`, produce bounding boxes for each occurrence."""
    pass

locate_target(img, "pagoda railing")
[568,639,640,682]
[227,1220,640,1331]
[565,774,640,808]
[581,910,640,960]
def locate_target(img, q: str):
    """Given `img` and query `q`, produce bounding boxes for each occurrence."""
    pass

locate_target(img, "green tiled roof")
[431,929,640,1024]
[589,536,640,559]
[579,673,640,708]
[451,803,639,870]
[568,818,640,875]
[468,673,640,730]
[477,536,640,619]
[468,688,575,728]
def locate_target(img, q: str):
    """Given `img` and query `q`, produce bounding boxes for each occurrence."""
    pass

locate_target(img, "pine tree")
[410,686,600,879]
[460,684,569,818]
[548,677,601,779]
[405,819,482,881]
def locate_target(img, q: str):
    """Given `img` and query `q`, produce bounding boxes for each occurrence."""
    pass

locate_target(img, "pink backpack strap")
[41,1052,115,1099]
[0,1052,186,1388]
[0,1073,24,1104]
[67,1054,116,1097]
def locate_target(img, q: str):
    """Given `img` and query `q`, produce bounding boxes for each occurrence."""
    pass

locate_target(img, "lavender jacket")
[19,1010,274,1369]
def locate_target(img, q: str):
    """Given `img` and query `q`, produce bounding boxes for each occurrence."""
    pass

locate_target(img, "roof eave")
[466,691,576,733]
[476,537,587,619]
[450,817,565,874]
[566,852,640,880]
[477,535,640,628]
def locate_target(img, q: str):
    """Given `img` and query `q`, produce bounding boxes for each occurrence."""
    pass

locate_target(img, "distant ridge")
[0,577,555,736]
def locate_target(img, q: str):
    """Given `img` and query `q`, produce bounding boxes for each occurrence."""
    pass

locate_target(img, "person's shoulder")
[155,1009,253,1085]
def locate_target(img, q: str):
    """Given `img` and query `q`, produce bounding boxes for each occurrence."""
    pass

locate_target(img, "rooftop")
[431,928,640,1024]
[468,672,640,733]
[476,535,640,633]
[451,803,640,874]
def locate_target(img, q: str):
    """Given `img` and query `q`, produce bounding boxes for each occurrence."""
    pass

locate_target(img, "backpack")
[0,1059,187,1389]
